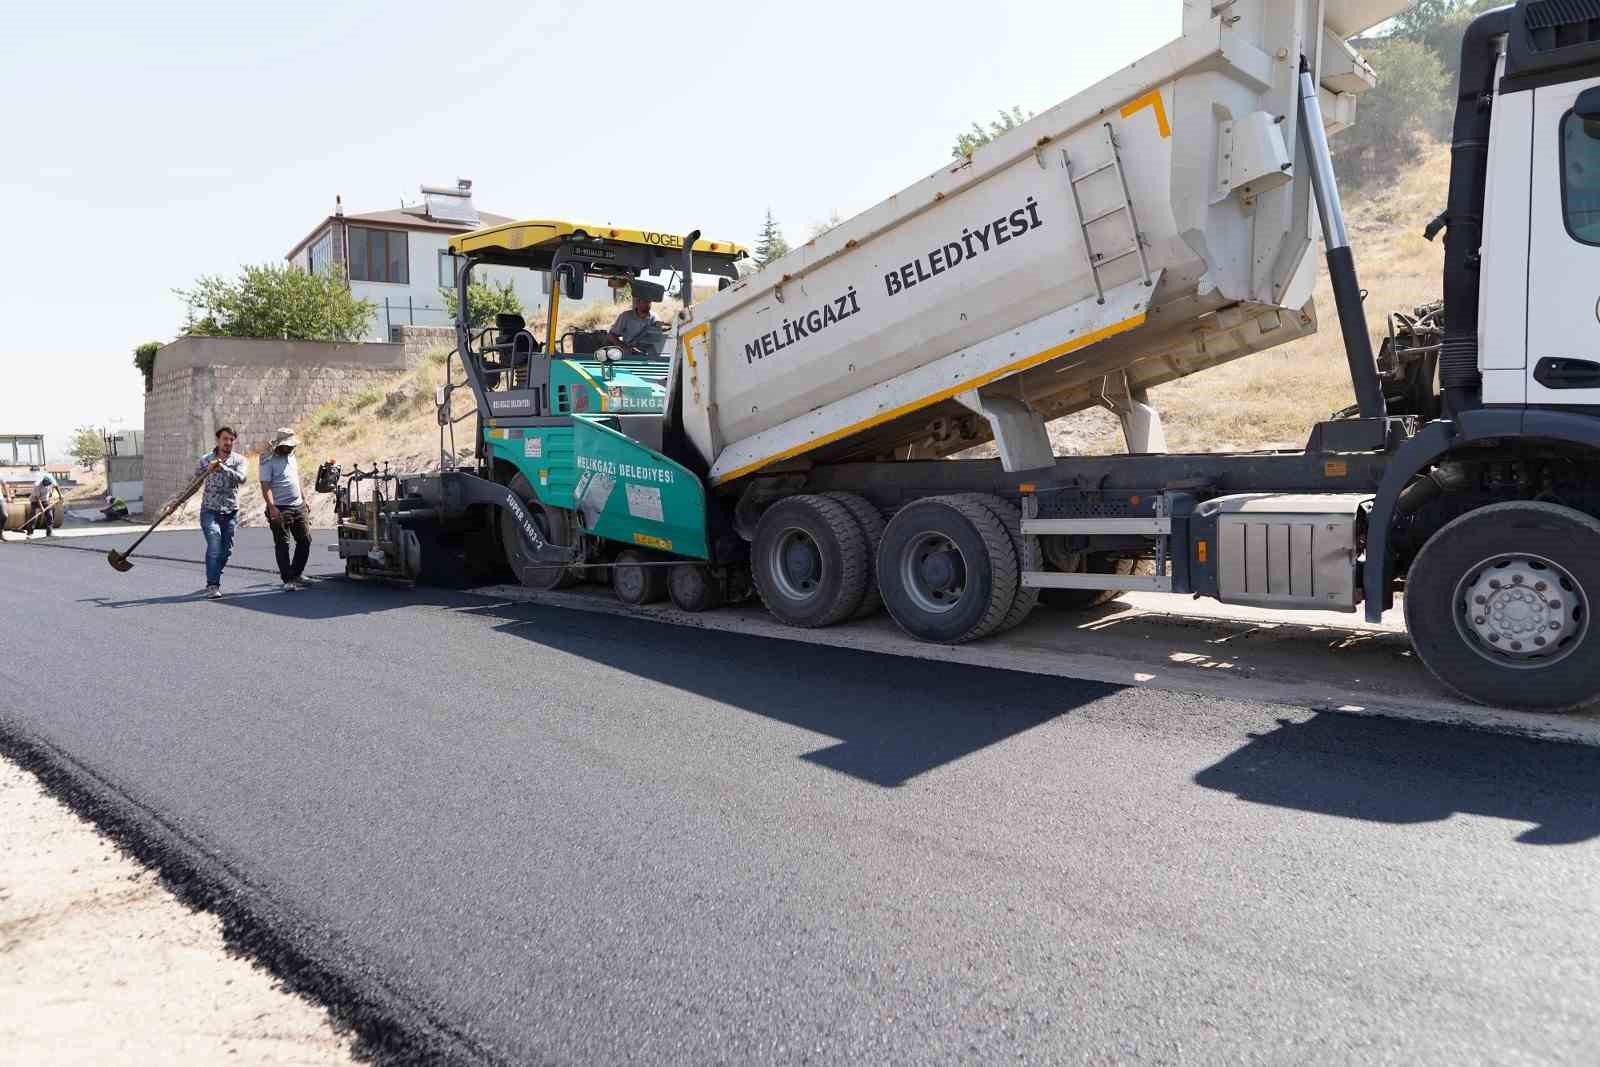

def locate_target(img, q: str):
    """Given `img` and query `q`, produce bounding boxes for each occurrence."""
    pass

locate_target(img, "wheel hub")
[771,528,822,600]
[617,565,643,598]
[1457,555,1586,664]
[902,533,967,615]
[919,549,962,592]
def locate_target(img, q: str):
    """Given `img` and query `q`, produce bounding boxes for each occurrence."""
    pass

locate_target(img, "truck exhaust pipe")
[1297,57,1387,423]
[680,230,700,308]
[1435,6,1513,417]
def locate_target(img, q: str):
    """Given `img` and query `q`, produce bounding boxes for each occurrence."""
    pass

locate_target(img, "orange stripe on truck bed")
[1119,90,1171,139]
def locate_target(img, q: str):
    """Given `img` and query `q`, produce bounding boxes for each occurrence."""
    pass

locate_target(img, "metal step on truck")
[327,0,1600,711]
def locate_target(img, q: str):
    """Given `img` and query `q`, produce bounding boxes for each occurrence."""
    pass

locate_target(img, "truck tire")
[950,494,1039,633]
[822,491,886,619]
[1039,556,1152,610]
[878,496,1019,644]
[1404,501,1600,711]
[612,549,667,605]
[668,563,724,613]
[753,495,869,628]
[500,473,581,591]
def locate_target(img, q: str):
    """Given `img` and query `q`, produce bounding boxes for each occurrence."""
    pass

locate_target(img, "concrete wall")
[143,336,413,511]
[106,454,144,510]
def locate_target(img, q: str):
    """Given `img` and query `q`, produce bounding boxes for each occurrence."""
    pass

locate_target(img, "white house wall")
[297,222,615,341]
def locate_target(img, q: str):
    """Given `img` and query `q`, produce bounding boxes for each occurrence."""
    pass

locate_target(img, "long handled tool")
[8,488,61,539]
[107,467,212,572]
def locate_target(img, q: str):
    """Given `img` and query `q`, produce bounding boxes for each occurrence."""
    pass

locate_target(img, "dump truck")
[328,0,1600,710]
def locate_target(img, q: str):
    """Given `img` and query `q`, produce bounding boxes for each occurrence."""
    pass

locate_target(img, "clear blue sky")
[0,0,1177,453]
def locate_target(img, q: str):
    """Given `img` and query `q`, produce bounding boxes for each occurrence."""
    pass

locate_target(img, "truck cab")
[1480,62,1600,407]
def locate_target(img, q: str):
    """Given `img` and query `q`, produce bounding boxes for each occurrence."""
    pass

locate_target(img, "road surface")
[4,530,1600,1064]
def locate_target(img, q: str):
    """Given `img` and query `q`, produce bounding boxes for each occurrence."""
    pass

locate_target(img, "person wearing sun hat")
[260,427,313,591]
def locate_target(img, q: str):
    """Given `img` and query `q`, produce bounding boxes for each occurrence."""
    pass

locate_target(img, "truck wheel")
[612,549,666,605]
[1405,501,1600,711]
[500,473,580,591]
[951,494,1038,632]
[1039,556,1152,610]
[822,491,886,619]
[668,563,724,612]
[752,495,869,628]
[878,496,1019,644]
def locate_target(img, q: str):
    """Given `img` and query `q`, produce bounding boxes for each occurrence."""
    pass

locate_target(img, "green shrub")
[175,264,374,341]
[440,279,523,329]
[312,402,346,430]
[350,386,383,410]
[950,106,1031,158]
[133,341,161,393]
[1332,38,1449,189]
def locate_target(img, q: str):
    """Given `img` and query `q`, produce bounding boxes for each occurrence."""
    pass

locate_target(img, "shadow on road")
[1194,712,1600,844]
[470,600,1123,787]
[81,579,433,620]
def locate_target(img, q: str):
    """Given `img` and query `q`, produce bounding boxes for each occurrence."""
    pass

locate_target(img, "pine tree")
[754,208,790,268]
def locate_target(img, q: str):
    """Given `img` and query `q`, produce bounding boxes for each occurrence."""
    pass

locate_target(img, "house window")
[438,251,462,288]
[349,227,409,283]
[307,230,333,275]
[1562,110,1600,245]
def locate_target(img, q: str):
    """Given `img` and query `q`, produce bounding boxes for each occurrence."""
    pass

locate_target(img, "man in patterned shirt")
[196,426,249,599]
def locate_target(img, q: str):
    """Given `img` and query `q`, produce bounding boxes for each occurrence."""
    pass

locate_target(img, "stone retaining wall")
[143,336,414,510]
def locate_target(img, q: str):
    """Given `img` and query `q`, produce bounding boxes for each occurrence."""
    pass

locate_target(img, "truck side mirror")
[1579,87,1600,122]
[559,264,585,301]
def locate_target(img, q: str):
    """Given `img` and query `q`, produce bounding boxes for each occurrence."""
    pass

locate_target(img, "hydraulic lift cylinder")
[1297,59,1388,423]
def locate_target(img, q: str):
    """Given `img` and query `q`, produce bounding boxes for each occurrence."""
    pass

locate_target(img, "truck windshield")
[1563,112,1600,245]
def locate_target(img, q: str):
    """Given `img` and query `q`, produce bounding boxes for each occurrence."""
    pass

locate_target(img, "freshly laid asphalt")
[5,528,1600,1064]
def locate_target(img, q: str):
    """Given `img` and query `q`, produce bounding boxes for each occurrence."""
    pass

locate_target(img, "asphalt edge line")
[0,717,504,1067]
[463,584,1600,749]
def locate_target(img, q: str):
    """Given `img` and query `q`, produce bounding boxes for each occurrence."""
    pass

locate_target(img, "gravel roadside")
[0,756,356,1066]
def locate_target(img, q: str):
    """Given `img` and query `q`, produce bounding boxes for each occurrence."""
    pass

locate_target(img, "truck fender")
[1363,408,1600,622]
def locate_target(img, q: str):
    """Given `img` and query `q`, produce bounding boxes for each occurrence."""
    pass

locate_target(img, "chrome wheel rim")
[1453,552,1588,669]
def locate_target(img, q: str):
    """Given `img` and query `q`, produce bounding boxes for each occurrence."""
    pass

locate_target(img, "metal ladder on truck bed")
[1061,123,1153,306]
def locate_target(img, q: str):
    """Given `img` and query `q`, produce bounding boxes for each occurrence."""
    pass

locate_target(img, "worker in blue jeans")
[259,427,313,591]
[196,426,249,599]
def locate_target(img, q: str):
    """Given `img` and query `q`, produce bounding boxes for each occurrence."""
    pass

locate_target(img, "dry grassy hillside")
[189,149,1449,527]
[1033,140,1451,455]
